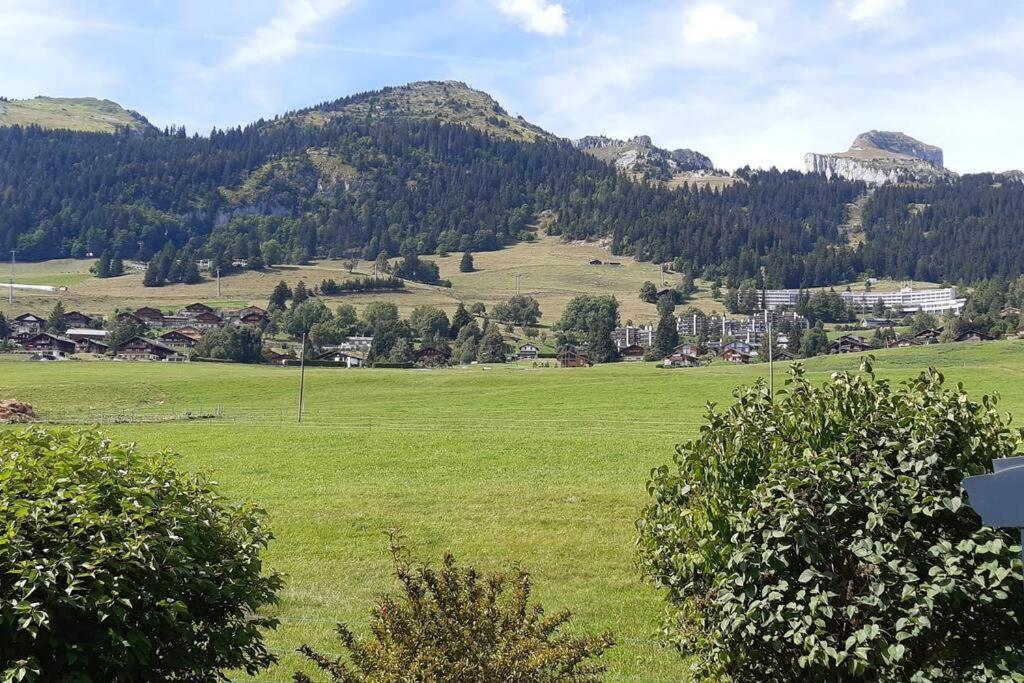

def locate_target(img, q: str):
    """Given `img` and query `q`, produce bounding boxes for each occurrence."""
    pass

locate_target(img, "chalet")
[620,344,646,361]
[314,350,366,367]
[954,330,993,343]
[889,337,923,349]
[861,317,897,329]
[720,348,751,364]
[182,302,214,316]
[237,309,268,326]
[115,336,182,361]
[116,312,146,326]
[134,307,165,325]
[672,343,703,358]
[773,350,797,361]
[913,328,942,343]
[21,332,76,356]
[722,340,754,356]
[159,315,190,329]
[663,352,699,367]
[413,347,449,366]
[13,313,45,335]
[557,346,592,368]
[1000,306,1021,319]
[63,311,96,328]
[518,342,540,360]
[160,329,202,348]
[193,311,223,329]
[829,334,872,354]
[66,328,107,344]
[264,350,294,366]
[77,338,110,354]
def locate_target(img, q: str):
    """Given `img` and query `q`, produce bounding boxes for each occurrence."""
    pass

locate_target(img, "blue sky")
[2,0,1021,172]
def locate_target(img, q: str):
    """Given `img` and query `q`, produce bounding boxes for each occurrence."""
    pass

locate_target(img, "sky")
[1,0,1021,172]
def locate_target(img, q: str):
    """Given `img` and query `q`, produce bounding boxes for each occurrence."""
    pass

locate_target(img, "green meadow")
[3,340,1023,681]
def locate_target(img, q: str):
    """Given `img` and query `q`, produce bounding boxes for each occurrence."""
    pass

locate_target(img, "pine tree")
[476,325,506,363]
[109,257,124,276]
[459,251,475,273]
[291,281,309,308]
[268,280,292,311]
[143,259,163,287]
[651,312,679,360]
[587,316,617,363]
[91,252,111,278]
[450,302,472,337]
[0,312,11,340]
[47,301,67,333]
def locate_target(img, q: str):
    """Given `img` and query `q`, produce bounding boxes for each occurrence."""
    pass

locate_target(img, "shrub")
[295,533,613,682]
[637,361,1024,681]
[0,428,282,681]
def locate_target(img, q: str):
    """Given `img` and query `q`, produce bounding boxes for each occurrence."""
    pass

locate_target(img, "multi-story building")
[759,286,966,315]
[611,325,654,350]
[677,311,808,343]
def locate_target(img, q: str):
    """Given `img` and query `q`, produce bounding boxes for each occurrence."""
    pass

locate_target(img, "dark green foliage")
[319,276,403,295]
[656,293,676,317]
[798,289,855,324]
[477,325,507,363]
[408,305,450,341]
[459,251,474,273]
[0,312,10,340]
[558,295,619,334]
[360,301,399,330]
[109,256,124,276]
[393,251,448,286]
[194,326,264,363]
[0,428,282,682]
[586,315,617,364]
[106,316,147,349]
[285,299,333,339]
[649,313,679,360]
[450,302,473,337]
[800,323,830,358]
[451,320,481,364]
[492,295,542,327]
[637,362,1024,681]
[90,251,111,278]
[639,281,658,303]
[292,280,310,307]
[45,301,66,333]
[368,320,413,362]
[294,534,613,683]
[269,280,293,311]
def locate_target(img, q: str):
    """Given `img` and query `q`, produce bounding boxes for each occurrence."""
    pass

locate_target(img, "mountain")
[285,80,554,143]
[0,96,158,136]
[573,134,716,181]
[805,130,954,184]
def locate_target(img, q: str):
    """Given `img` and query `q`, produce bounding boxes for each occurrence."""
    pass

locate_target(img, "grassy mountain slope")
[291,80,554,142]
[0,96,158,135]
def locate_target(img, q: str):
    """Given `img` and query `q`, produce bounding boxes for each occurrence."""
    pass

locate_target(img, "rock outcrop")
[805,130,955,184]
[573,134,714,179]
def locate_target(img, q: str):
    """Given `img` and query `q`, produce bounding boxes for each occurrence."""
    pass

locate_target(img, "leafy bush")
[0,428,282,682]
[637,361,1024,681]
[295,533,613,682]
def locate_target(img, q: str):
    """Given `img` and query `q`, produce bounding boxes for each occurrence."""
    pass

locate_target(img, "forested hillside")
[1,82,1022,287]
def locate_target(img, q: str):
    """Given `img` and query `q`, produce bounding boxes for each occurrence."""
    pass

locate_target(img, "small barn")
[620,344,646,362]
[557,346,592,368]
[518,342,540,360]
[182,302,214,316]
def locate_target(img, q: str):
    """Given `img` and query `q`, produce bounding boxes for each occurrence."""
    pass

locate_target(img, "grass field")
[2,340,1022,681]
[1,235,941,330]
[0,96,152,134]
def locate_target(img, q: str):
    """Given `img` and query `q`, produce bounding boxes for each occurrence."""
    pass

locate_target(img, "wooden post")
[297,332,307,425]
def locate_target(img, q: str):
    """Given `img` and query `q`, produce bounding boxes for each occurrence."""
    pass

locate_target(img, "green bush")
[0,428,282,682]
[637,361,1024,681]
[296,533,614,682]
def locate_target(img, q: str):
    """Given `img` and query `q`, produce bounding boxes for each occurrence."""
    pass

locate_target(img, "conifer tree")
[47,301,67,333]
[459,251,474,273]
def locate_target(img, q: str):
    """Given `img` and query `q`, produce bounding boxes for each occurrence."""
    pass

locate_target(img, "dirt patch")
[0,400,37,423]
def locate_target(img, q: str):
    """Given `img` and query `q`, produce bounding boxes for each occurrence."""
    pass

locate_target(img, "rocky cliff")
[573,134,714,180]
[805,130,954,184]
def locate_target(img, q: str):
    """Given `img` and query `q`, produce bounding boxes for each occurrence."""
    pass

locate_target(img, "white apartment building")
[760,286,966,315]
[611,325,654,349]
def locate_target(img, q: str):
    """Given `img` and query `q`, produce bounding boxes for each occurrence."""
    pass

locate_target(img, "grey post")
[962,455,1024,579]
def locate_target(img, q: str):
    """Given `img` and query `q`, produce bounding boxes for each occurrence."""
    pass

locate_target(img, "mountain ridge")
[0,96,158,136]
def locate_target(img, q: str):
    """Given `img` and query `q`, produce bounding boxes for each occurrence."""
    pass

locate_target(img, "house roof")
[66,328,107,338]
[25,332,74,344]
[117,336,179,353]
[15,313,44,322]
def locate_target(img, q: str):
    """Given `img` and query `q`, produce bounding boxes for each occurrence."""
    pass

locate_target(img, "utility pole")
[766,309,775,402]
[515,272,521,296]
[297,332,307,425]
[216,267,221,298]
[8,250,16,305]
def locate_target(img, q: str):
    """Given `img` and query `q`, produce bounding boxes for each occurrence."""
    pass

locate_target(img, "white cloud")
[683,2,758,46]
[838,0,908,23]
[221,0,353,70]
[496,0,568,37]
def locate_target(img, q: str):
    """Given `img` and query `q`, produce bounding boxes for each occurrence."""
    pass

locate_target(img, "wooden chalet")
[620,344,646,361]
[237,309,268,326]
[829,334,872,354]
[63,311,96,327]
[518,342,540,360]
[78,338,110,354]
[954,330,993,343]
[773,350,797,361]
[314,350,366,367]
[722,340,754,356]
[182,302,214,316]
[160,328,202,348]
[913,328,942,343]
[720,348,751,363]
[663,352,699,367]
[1000,306,1022,319]
[116,311,146,326]
[193,311,223,329]
[263,350,295,366]
[13,313,45,334]
[115,336,182,361]
[889,337,923,349]
[21,332,76,356]
[672,343,703,358]
[413,346,449,366]
[133,307,165,325]
[557,346,592,368]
